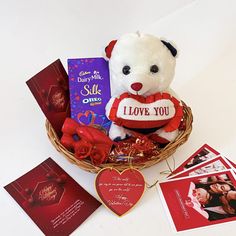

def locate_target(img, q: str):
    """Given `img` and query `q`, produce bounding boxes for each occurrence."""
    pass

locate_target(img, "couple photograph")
[188,174,236,221]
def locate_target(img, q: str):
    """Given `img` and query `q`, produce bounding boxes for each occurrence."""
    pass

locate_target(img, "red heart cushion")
[109,92,183,131]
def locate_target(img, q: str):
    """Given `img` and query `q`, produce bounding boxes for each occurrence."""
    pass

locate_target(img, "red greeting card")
[95,168,145,216]
[26,59,70,137]
[158,170,236,232]
[170,144,220,176]
[4,158,101,235]
[169,156,235,179]
[227,158,236,169]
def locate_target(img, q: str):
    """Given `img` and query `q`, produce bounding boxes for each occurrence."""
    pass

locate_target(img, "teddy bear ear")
[105,40,117,59]
[161,40,177,57]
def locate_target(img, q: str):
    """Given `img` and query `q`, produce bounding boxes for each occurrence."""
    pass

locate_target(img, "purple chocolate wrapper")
[68,58,111,131]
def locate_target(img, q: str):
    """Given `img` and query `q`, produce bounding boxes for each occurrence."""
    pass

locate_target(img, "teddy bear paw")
[154,128,179,142]
[109,123,128,141]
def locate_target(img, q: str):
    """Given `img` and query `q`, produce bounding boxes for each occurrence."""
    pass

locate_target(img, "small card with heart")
[95,168,145,216]
[68,58,111,132]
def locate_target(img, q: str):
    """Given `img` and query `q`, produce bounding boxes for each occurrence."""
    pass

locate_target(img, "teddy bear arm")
[109,123,130,140]
[165,87,182,105]
[154,128,179,142]
[105,97,116,118]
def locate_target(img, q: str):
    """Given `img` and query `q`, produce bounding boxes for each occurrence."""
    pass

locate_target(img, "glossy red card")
[169,156,235,179]
[4,158,101,235]
[95,168,145,216]
[170,144,220,176]
[227,158,236,169]
[159,170,236,232]
[26,59,70,137]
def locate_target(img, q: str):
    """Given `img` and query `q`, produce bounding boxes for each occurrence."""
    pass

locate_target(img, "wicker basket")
[46,102,193,173]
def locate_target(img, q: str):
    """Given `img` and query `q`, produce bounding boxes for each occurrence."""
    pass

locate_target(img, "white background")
[0,0,236,235]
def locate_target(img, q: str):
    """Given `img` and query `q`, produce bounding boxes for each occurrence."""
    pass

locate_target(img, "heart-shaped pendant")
[95,168,145,216]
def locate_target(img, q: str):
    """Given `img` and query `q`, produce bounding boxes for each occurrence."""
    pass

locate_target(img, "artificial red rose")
[74,140,92,160]
[61,118,114,164]
[90,146,107,166]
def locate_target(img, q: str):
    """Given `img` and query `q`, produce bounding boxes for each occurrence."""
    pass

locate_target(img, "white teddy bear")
[105,33,183,143]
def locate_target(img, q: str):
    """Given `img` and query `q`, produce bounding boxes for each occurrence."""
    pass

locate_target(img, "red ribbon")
[61,118,114,165]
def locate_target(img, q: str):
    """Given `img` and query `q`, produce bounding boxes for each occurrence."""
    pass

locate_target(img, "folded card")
[68,58,111,132]
[4,158,101,235]
[158,170,236,232]
[26,59,70,137]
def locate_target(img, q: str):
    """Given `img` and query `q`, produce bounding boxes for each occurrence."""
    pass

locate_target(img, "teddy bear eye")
[122,65,131,75]
[150,65,159,73]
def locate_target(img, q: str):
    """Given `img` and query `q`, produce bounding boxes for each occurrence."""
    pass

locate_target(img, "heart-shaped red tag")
[95,168,145,216]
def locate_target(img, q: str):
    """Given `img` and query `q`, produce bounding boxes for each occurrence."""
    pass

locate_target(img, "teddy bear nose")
[131,82,143,91]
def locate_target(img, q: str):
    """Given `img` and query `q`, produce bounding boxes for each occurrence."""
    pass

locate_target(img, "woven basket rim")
[46,101,193,173]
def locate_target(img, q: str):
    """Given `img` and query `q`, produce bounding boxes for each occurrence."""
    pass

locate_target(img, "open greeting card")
[158,144,236,232]
[4,158,101,235]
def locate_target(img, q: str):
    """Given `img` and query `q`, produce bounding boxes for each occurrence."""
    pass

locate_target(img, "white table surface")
[0,0,236,235]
